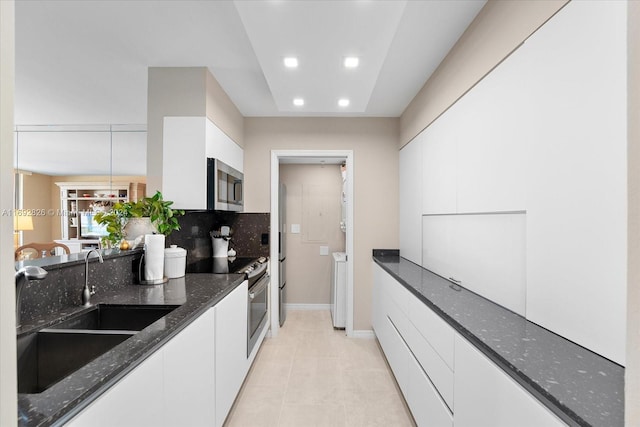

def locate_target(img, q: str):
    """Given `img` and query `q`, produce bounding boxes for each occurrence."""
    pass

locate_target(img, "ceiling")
[15,0,486,125]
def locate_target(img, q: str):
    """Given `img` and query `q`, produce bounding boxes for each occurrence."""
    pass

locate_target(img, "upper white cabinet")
[406,0,627,364]
[454,54,527,214]
[163,116,243,210]
[421,116,457,215]
[399,136,423,265]
[522,0,627,365]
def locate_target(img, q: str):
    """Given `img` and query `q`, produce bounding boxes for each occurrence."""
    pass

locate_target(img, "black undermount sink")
[49,304,180,332]
[17,329,134,394]
[17,304,179,394]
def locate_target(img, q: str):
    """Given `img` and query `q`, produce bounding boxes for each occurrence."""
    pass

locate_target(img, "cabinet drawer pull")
[448,277,461,284]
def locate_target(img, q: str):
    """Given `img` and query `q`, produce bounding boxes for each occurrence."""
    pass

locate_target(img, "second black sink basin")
[50,304,179,332]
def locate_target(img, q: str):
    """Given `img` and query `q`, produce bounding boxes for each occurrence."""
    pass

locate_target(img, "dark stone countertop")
[17,272,246,427]
[372,250,624,427]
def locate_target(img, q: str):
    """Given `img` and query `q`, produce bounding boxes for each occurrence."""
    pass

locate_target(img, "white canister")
[164,245,187,278]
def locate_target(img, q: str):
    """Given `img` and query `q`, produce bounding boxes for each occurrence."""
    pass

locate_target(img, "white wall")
[0,1,17,425]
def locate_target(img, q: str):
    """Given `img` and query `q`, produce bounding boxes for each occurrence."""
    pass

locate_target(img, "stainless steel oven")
[247,270,269,357]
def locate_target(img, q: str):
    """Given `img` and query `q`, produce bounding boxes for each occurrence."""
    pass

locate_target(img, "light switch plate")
[320,246,329,256]
[291,224,301,234]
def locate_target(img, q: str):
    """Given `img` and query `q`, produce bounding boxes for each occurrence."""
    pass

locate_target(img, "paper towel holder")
[137,252,168,285]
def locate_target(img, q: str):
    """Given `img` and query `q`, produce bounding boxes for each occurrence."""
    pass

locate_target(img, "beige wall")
[206,70,244,148]
[0,1,17,425]
[400,0,568,147]
[147,67,207,193]
[280,164,345,305]
[147,67,244,194]
[22,173,53,243]
[244,117,399,330]
[627,1,640,424]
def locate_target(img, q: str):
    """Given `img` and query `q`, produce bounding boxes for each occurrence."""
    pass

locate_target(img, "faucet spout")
[82,249,104,306]
[15,265,48,328]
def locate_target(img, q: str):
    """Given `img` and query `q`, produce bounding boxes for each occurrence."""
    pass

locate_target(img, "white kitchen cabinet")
[66,350,165,427]
[421,214,457,282]
[421,117,457,215]
[205,118,243,173]
[214,281,249,427]
[453,335,565,427]
[406,350,453,427]
[522,0,627,365]
[453,34,527,214]
[422,213,526,316]
[163,308,216,427]
[399,136,423,265]
[372,263,455,424]
[163,116,243,210]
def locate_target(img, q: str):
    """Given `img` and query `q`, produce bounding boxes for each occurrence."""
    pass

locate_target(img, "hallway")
[225,310,414,427]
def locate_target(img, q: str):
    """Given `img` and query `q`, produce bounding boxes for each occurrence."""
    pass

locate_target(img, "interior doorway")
[270,150,354,337]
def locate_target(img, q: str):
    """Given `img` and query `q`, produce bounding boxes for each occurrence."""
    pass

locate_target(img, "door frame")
[269,149,354,337]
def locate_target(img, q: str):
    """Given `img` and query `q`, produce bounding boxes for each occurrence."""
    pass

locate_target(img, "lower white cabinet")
[372,263,566,427]
[66,349,165,427]
[214,281,249,427]
[164,308,216,426]
[453,335,565,427]
[406,352,453,427]
[372,263,453,427]
[68,281,255,427]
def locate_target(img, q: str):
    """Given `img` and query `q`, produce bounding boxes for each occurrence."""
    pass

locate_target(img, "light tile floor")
[225,310,415,427]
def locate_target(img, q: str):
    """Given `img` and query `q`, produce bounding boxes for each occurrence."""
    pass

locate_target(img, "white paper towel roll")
[144,234,165,281]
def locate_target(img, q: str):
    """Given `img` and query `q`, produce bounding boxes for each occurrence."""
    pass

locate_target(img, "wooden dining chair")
[15,242,71,261]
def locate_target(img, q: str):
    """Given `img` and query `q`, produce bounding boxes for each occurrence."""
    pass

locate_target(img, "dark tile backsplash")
[167,211,270,263]
[19,250,142,327]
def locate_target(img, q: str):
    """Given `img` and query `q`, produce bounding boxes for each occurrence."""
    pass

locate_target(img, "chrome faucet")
[82,248,104,306]
[15,265,48,328]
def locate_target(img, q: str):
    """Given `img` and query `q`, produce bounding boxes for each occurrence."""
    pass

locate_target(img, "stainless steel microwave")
[207,158,243,212]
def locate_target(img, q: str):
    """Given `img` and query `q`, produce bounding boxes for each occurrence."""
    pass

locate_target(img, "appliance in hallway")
[279,183,287,326]
[331,252,347,329]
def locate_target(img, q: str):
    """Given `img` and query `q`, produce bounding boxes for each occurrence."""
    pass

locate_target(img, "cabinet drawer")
[381,271,411,314]
[405,320,454,410]
[384,316,410,395]
[407,350,453,427]
[408,295,455,370]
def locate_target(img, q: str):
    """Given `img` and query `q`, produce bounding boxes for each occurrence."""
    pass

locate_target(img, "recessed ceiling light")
[283,57,298,68]
[338,98,350,107]
[344,57,359,68]
[293,98,304,106]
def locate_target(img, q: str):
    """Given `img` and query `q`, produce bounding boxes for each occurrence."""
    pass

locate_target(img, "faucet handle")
[90,285,96,296]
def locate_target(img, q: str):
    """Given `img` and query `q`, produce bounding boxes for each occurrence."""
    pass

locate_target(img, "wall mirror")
[13,124,147,259]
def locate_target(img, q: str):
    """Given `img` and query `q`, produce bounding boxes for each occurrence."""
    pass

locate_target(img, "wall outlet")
[320,246,329,256]
[291,224,301,234]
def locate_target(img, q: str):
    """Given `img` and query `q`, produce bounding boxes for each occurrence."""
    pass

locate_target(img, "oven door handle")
[249,275,270,300]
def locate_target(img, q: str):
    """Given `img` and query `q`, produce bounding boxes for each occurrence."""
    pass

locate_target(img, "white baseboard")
[285,303,331,311]
[351,330,375,339]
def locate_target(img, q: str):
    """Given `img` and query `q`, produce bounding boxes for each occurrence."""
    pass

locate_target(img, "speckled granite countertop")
[17,273,245,427]
[373,250,624,427]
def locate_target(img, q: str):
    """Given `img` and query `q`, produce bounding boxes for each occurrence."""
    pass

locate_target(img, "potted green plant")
[95,191,184,248]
